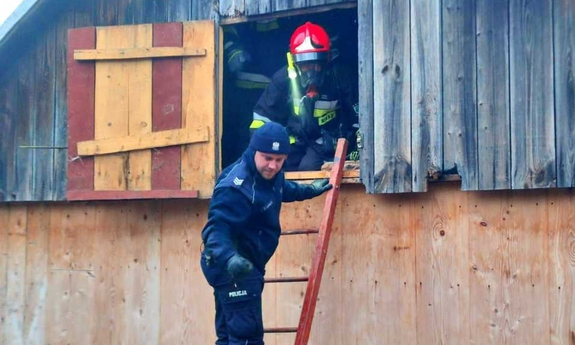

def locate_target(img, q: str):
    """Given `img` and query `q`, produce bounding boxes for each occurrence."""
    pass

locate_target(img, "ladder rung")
[265,276,309,283]
[281,229,319,235]
[264,327,298,333]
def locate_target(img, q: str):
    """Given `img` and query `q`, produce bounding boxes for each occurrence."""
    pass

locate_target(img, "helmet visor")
[296,62,326,88]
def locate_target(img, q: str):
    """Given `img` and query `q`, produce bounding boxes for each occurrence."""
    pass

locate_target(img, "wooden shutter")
[67,21,218,200]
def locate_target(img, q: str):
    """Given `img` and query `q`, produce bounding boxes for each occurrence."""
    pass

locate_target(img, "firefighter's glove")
[226,253,254,281]
[308,179,333,198]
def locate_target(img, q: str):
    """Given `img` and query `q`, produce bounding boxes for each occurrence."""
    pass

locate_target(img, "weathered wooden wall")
[0,0,356,203]
[361,0,575,193]
[0,0,213,202]
[2,183,575,344]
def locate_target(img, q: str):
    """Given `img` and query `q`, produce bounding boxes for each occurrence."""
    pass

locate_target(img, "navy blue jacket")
[201,148,322,275]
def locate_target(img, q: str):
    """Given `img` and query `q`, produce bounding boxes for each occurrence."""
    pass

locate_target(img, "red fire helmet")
[289,22,330,64]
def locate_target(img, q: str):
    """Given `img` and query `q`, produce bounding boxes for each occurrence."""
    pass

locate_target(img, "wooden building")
[0,0,574,344]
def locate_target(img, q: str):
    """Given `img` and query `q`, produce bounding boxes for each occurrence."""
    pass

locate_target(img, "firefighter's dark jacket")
[201,148,322,275]
[253,63,356,142]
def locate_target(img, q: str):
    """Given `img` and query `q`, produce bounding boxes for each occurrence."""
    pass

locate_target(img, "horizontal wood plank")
[66,189,199,201]
[74,47,206,60]
[77,127,209,156]
[285,170,360,180]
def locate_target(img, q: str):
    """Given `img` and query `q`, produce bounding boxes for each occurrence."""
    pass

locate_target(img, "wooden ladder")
[264,138,348,345]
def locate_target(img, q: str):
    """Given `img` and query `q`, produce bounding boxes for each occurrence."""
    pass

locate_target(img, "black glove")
[226,253,253,280]
[308,179,333,198]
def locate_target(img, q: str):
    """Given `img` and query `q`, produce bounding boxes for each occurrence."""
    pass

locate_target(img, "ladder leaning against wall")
[264,138,348,345]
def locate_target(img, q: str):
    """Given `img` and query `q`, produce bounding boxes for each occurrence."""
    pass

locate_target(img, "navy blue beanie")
[249,122,290,155]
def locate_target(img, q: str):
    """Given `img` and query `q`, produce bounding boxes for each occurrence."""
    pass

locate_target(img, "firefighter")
[221,21,292,167]
[200,122,333,344]
[251,21,358,171]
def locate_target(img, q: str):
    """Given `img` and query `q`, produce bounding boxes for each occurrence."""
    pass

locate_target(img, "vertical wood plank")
[415,183,470,345]
[48,204,97,271]
[46,204,98,345]
[181,21,217,197]
[411,0,443,192]
[375,192,417,345]
[311,196,344,345]
[122,202,161,345]
[476,0,511,190]
[54,9,75,201]
[92,203,128,345]
[33,26,57,200]
[442,0,478,190]
[94,26,131,191]
[510,0,555,189]
[554,1,575,188]
[0,70,18,201]
[159,200,214,345]
[95,0,119,26]
[272,0,306,13]
[45,270,96,345]
[4,205,27,345]
[358,0,374,193]
[72,0,96,27]
[94,25,153,191]
[152,23,183,191]
[506,191,550,343]
[372,0,412,193]
[191,0,214,20]
[548,190,575,344]
[126,25,153,191]
[167,1,191,21]
[245,0,271,15]
[339,186,375,345]
[219,0,245,17]
[14,46,35,201]
[24,205,50,345]
[67,27,96,194]
[468,190,512,344]
[0,205,10,345]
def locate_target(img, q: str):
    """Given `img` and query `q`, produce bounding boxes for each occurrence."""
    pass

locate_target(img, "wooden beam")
[77,127,209,156]
[66,189,199,201]
[74,47,207,61]
[285,170,360,180]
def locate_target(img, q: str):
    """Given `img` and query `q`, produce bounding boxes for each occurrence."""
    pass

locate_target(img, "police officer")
[251,22,358,171]
[200,122,333,345]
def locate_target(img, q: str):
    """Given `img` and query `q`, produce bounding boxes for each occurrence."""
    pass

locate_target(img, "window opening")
[220,7,359,180]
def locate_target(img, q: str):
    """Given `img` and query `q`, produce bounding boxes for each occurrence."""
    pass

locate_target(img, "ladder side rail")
[294,138,348,345]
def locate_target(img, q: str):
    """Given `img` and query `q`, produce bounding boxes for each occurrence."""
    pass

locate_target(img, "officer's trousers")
[201,253,265,345]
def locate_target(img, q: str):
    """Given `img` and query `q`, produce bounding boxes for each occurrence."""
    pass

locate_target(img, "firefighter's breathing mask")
[295,61,326,89]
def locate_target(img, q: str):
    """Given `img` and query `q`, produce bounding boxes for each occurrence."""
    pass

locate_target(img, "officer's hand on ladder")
[307,179,333,198]
[226,253,254,280]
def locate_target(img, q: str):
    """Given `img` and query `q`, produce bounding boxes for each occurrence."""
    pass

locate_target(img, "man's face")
[254,151,287,180]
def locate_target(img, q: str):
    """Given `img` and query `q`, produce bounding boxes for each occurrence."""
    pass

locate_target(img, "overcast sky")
[0,0,24,26]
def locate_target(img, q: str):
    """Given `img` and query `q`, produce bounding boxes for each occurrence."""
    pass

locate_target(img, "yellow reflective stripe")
[292,98,338,125]
[318,111,337,125]
[289,135,296,144]
[250,120,266,129]
[227,49,243,64]
[293,104,300,115]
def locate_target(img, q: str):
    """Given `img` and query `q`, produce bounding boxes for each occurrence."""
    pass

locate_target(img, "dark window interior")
[221,7,359,169]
